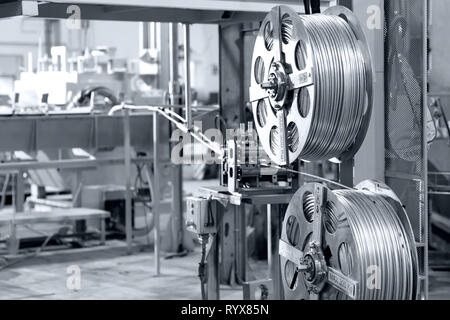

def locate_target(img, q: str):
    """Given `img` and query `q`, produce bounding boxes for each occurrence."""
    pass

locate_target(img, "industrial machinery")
[220,4,374,192]
[188,3,423,301]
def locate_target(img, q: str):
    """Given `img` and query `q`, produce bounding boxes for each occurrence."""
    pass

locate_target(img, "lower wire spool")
[280,180,418,300]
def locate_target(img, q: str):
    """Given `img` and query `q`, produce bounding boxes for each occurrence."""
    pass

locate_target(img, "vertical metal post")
[219,24,245,130]
[169,23,184,253]
[169,23,179,104]
[207,203,221,300]
[239,205,247,282]
[266,204,272,274]
[73,170,85,238]
[100,218,106,245]
[9,171,21,255]
[153,112,161,276]
[124,108,133,254]
[422,0,429,300]
[339,159,354,188]
[218,23,247,286]
[183,24,192,130]
[206,235,220,300]
[353,0,385,184]
[207,235,220,300]
[274,206,283,300]
[220,205,235,285]
[14,171,25,213]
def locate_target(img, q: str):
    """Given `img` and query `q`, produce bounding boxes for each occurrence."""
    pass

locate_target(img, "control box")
[185,197,217,235]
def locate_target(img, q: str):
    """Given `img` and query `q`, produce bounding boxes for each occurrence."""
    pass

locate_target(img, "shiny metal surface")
[250,6,373,165]
[280,182,419,300]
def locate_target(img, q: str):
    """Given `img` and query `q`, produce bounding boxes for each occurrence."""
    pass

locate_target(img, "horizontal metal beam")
[0,0,38,18]
[0,157,175,173]
[46,0,322,12]
[0,114,165,153]
[0,0,332,23]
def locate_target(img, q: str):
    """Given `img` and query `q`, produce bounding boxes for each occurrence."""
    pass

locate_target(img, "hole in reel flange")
[254,56,265,85]
[281,13,294,44]
[338,242,353,276]
[270,126,279,156]
[302,192,315,223]
[324,201,338,234]
[298,87,311,118]
[257,100,268,127]
[264,21,274,51]
[295,40,308,71]
[287,122,299,152]
[286,215,300,246]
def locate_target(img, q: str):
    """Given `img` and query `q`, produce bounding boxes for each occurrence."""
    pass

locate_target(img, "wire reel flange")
[249,5,373,165]
[279,181,418,300]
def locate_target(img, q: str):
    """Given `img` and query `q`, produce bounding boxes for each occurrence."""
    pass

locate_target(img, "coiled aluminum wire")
[329,190,415,300]
[251,7,372,165]
[286,185,417,300]
[298,15,367,160]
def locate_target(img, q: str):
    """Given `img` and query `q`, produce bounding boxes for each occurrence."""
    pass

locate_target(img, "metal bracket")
[312,184,326,244]
[327,267,358,300]
[279,239,304,266]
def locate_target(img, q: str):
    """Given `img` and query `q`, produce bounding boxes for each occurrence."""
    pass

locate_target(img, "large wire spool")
[249,6,373,165]
[279,181,419,300]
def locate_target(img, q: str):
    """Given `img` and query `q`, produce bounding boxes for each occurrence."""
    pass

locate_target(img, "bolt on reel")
[279,181,419,300]
[249,5,373,166]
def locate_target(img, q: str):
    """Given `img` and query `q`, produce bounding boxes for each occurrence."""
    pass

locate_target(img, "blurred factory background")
[0,0,448,301]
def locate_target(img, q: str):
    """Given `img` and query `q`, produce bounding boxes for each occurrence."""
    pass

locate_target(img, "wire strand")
[299,15,367,161]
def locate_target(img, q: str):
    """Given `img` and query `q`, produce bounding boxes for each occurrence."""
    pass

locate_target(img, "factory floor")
[0,241,242,300]
[0,240,448,300]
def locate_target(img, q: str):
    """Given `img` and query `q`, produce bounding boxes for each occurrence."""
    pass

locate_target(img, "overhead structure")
[250,6,373,165]
[0,0,332,23]
[279,181,419,300]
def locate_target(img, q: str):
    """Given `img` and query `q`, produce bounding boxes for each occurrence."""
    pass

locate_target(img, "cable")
[108,104,224,157]
[206,198,215,228]
[132,163,155,239]
[198,234,209,300]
